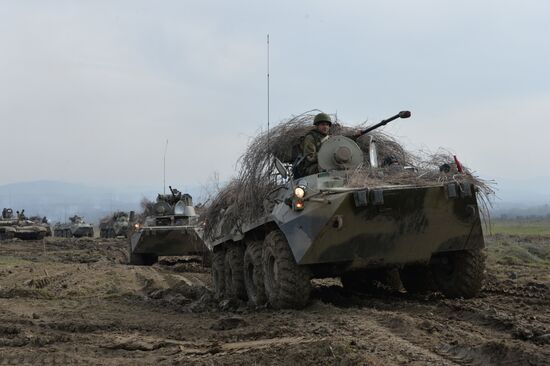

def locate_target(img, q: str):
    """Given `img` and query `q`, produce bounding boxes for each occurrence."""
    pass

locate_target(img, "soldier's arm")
[303,135,318,163]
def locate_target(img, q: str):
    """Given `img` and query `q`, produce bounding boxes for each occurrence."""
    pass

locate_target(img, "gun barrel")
[361,110,411,135]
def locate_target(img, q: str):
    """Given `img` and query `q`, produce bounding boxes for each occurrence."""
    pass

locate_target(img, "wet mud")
[0,235,548,365]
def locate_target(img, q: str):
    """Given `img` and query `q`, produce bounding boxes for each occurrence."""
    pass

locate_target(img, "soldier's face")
[317,122,331,135]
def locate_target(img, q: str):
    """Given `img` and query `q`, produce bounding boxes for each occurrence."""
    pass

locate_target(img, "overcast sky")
[1,1,549,196]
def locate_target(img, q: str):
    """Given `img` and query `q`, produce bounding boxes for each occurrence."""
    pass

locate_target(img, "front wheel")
[431,249,485,298]
[262,230,311,309]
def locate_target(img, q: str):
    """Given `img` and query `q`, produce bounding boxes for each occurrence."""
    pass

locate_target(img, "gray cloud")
[1,1,549,192]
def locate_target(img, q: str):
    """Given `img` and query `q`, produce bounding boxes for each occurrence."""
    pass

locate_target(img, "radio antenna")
[267,33,270,152]
[163,139,168,195]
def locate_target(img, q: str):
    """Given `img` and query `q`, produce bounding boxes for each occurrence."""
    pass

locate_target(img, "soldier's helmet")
[313,112,332,126]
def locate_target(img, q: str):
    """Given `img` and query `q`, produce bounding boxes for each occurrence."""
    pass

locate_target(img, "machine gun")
[360,111,411,136]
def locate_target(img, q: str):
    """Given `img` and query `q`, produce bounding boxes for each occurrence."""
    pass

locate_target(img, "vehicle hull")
[130,226,208,256]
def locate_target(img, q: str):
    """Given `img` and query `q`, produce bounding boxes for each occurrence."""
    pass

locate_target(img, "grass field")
[488,218,550,235]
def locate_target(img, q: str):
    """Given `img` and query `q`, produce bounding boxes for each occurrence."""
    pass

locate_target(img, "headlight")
[294,186,306,199]
[133,223,140,229]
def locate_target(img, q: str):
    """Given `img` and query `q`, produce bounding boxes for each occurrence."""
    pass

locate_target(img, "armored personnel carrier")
[128,186,210,265]
[99,211,129,238]
[207,111,487,309]
[54,215,94,238]
[0,208,49,240]
[0,208,17,240]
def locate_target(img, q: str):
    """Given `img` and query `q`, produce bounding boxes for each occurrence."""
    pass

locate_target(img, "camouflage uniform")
[302,129,329,175]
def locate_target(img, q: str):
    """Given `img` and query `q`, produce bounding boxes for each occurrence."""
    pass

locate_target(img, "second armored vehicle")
[99,211,129,238]
[54,215,94,238]
[128,187,209,265]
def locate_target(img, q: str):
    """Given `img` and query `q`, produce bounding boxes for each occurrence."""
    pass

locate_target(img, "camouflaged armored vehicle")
[128,186,209,265]
[99,211,129,238]
[207,111,487,309]
[0,208,49,240]
[54,215,94,238]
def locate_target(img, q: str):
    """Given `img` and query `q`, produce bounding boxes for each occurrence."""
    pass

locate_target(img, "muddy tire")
[212,249,226,300]
[431,249,485,298]
[224,245,246,300]
[400,265,435,294]
[262,230,311,309]
[244,241,267,306]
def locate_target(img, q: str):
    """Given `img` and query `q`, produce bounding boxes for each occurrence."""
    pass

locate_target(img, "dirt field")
[0,235,548,365]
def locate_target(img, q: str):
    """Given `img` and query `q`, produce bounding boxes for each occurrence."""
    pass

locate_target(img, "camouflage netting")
[138,198,155,222]
[203,111,495,240]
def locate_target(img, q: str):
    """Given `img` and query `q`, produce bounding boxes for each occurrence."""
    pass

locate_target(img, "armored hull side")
[274,183,483,269]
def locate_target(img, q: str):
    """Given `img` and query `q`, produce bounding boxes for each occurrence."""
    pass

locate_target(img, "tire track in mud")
[312,284,549,366]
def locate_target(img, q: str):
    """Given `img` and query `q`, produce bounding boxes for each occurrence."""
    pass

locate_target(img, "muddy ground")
[0,235,548,365]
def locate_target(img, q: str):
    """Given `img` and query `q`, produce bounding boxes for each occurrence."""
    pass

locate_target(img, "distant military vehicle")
[99,211,129,238]
[208,111,486,309]
[0,208,48,240]
[128,186,209,265]
[29,216,52,237]
[54,215,94,238]
[0,208,17,240]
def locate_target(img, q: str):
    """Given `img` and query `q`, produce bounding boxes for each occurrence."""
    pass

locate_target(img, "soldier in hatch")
[301,112,333,176]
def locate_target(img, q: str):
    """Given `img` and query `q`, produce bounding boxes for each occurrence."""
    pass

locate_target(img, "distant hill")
[0,181,202,224]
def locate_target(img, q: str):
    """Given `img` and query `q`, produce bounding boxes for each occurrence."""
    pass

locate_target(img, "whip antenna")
[163,139,168,195]
[267,34,270,152]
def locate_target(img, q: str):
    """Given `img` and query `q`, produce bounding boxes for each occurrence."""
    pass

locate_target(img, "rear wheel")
[431,249,485,298]
[400,265,435,294]
[224,245,246,300]
[244,241,267,306]
[262,230,311,309]
[212,249,226,300]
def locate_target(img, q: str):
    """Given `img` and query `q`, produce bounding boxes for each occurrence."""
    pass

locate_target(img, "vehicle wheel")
[224,245,246,300]
[262,230,311,309]
[244,241,267,306]
[431,249,485,298]
[212,249,226,300]
[400,265,435,294]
